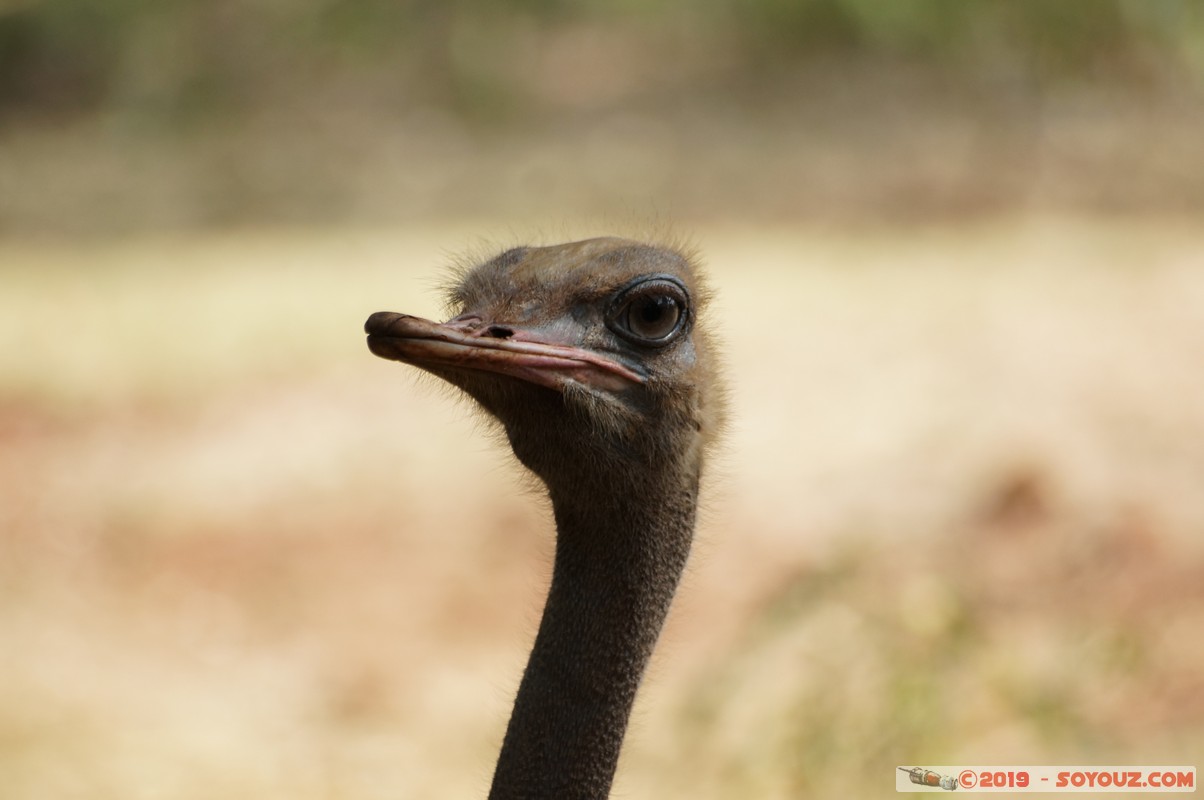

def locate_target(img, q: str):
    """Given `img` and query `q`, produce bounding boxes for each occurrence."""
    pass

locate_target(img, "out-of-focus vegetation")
[2,1,1204,233]
[3,0,1203,122]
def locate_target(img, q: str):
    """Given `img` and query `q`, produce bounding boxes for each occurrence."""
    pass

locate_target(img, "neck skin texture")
[487,468,700,800]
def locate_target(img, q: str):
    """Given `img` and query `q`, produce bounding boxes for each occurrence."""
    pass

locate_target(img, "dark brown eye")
[608,278,689,345]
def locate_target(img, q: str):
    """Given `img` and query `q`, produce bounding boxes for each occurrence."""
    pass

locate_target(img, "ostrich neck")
[488,464,700,800]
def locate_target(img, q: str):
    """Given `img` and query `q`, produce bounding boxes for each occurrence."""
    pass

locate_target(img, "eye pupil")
[627,293,681,340]
[640,297,671,322]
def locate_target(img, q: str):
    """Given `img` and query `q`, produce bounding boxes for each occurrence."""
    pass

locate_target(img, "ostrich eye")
[608,278,688,345]
[629,295,680,339]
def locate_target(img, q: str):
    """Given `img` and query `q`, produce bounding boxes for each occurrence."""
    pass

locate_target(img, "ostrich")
[364,237,723,799]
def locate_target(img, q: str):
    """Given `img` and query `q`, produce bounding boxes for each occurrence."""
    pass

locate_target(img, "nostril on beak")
[486,325,515,339]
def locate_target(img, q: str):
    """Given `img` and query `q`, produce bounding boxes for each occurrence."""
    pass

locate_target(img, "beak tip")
[365,311,405,335]
[368,330,415,364]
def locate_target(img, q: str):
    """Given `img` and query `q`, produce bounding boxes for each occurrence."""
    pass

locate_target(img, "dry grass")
[2,218,1202,798]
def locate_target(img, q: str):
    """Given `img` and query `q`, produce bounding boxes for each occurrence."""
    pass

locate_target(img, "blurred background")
[2,1,1203,797]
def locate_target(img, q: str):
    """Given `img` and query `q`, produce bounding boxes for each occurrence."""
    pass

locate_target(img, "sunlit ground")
[2,217,1203,798]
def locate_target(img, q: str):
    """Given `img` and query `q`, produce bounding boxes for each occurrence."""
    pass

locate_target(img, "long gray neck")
[487,469,700,800]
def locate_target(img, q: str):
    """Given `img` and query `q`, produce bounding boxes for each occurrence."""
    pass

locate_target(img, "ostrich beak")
[365,311,646,393]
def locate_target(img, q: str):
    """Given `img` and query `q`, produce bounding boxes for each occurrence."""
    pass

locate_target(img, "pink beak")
[365,311,646,393]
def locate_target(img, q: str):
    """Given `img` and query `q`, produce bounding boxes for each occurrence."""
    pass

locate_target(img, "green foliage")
[1,0,1202,123]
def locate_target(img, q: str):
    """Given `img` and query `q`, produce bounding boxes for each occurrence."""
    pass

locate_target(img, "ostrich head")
[365,237,722,494]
